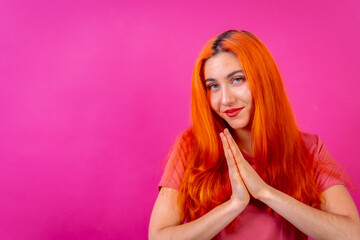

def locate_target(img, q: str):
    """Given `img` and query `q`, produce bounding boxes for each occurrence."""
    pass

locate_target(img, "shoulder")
[170,128,195,161]
[158,128,195,190]
[300,132,346,192]
[300,131,318,144]
[177,128,195,148]
[164,128,196,172]
[300,132,326,159]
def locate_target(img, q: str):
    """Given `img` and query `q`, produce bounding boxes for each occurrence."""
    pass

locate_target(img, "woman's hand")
[220,131,250,210]
[221,128,271,200]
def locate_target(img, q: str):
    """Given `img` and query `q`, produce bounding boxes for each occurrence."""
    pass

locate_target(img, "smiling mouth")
[224,108,243,117]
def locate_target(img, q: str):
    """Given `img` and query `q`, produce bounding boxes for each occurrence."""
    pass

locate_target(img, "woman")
[149,30,360,240]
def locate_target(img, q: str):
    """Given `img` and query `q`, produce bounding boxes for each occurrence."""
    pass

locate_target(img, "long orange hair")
[172,30,335,225]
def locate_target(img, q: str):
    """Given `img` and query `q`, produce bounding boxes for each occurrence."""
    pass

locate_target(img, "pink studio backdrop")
[0,0,359,239]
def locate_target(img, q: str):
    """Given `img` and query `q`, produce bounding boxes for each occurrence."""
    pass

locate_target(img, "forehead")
[204,52,243,79]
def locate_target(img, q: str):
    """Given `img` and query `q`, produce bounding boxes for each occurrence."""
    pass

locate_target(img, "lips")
[224,108,243,117]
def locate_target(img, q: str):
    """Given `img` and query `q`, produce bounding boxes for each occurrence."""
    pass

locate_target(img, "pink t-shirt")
[158,132,345,239]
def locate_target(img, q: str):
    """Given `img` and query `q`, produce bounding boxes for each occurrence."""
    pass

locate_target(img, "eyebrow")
[205,70,243,82]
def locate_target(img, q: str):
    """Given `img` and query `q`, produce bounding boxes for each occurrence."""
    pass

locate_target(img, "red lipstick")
[224,108,243,117]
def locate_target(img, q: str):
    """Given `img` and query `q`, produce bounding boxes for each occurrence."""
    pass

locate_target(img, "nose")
[221,86,235,106]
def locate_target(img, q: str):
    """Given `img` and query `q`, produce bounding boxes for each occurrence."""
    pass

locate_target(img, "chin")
[226,121,249,130]
[228,122,246,130]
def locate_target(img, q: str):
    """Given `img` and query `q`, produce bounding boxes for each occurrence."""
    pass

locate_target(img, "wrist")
[257,185,274,203]
[227,197,248,215]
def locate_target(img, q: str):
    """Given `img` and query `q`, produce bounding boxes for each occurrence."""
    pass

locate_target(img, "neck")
[232,127,252,155]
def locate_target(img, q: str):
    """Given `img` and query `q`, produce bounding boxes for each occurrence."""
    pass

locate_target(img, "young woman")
[149,30,360,240]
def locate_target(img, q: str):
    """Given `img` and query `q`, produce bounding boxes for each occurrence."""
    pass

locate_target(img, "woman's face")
[204,52,254,131]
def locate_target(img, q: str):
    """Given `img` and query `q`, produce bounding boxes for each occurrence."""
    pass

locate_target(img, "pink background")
[0,0,359,239]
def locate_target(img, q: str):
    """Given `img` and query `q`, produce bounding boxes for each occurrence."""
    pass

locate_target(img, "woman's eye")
[207,83,218,90]
[233,76,245,83]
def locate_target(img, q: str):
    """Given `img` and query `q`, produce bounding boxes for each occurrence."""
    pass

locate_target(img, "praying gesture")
[220,128,269,202]
[219,129,250,210]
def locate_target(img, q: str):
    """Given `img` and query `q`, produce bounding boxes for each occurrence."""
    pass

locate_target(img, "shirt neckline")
[240,150,255,164]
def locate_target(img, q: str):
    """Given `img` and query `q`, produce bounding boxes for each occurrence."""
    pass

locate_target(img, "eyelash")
[206,76,245,90]
[232,76,245,83]
[207,83,218,90]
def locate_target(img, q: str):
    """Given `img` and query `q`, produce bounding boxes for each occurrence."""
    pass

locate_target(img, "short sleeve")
[158,131,191,191]
[312,135,344,192]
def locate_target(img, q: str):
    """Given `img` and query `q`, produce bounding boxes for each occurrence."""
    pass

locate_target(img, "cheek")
[208,94,220,112]
[246,84,253,101]
[247,93,254,112]
[243,85,253,103]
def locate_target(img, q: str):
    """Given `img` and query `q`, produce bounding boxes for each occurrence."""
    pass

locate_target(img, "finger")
[227,149,247,188]
[224,129,241,156]
[222,129,241,168]
[220,132,231,152]
[225,129,246,160]
[222,132,240,165]
[221,132,243,181]
[224,129,247,174]
[220,133,235,168]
